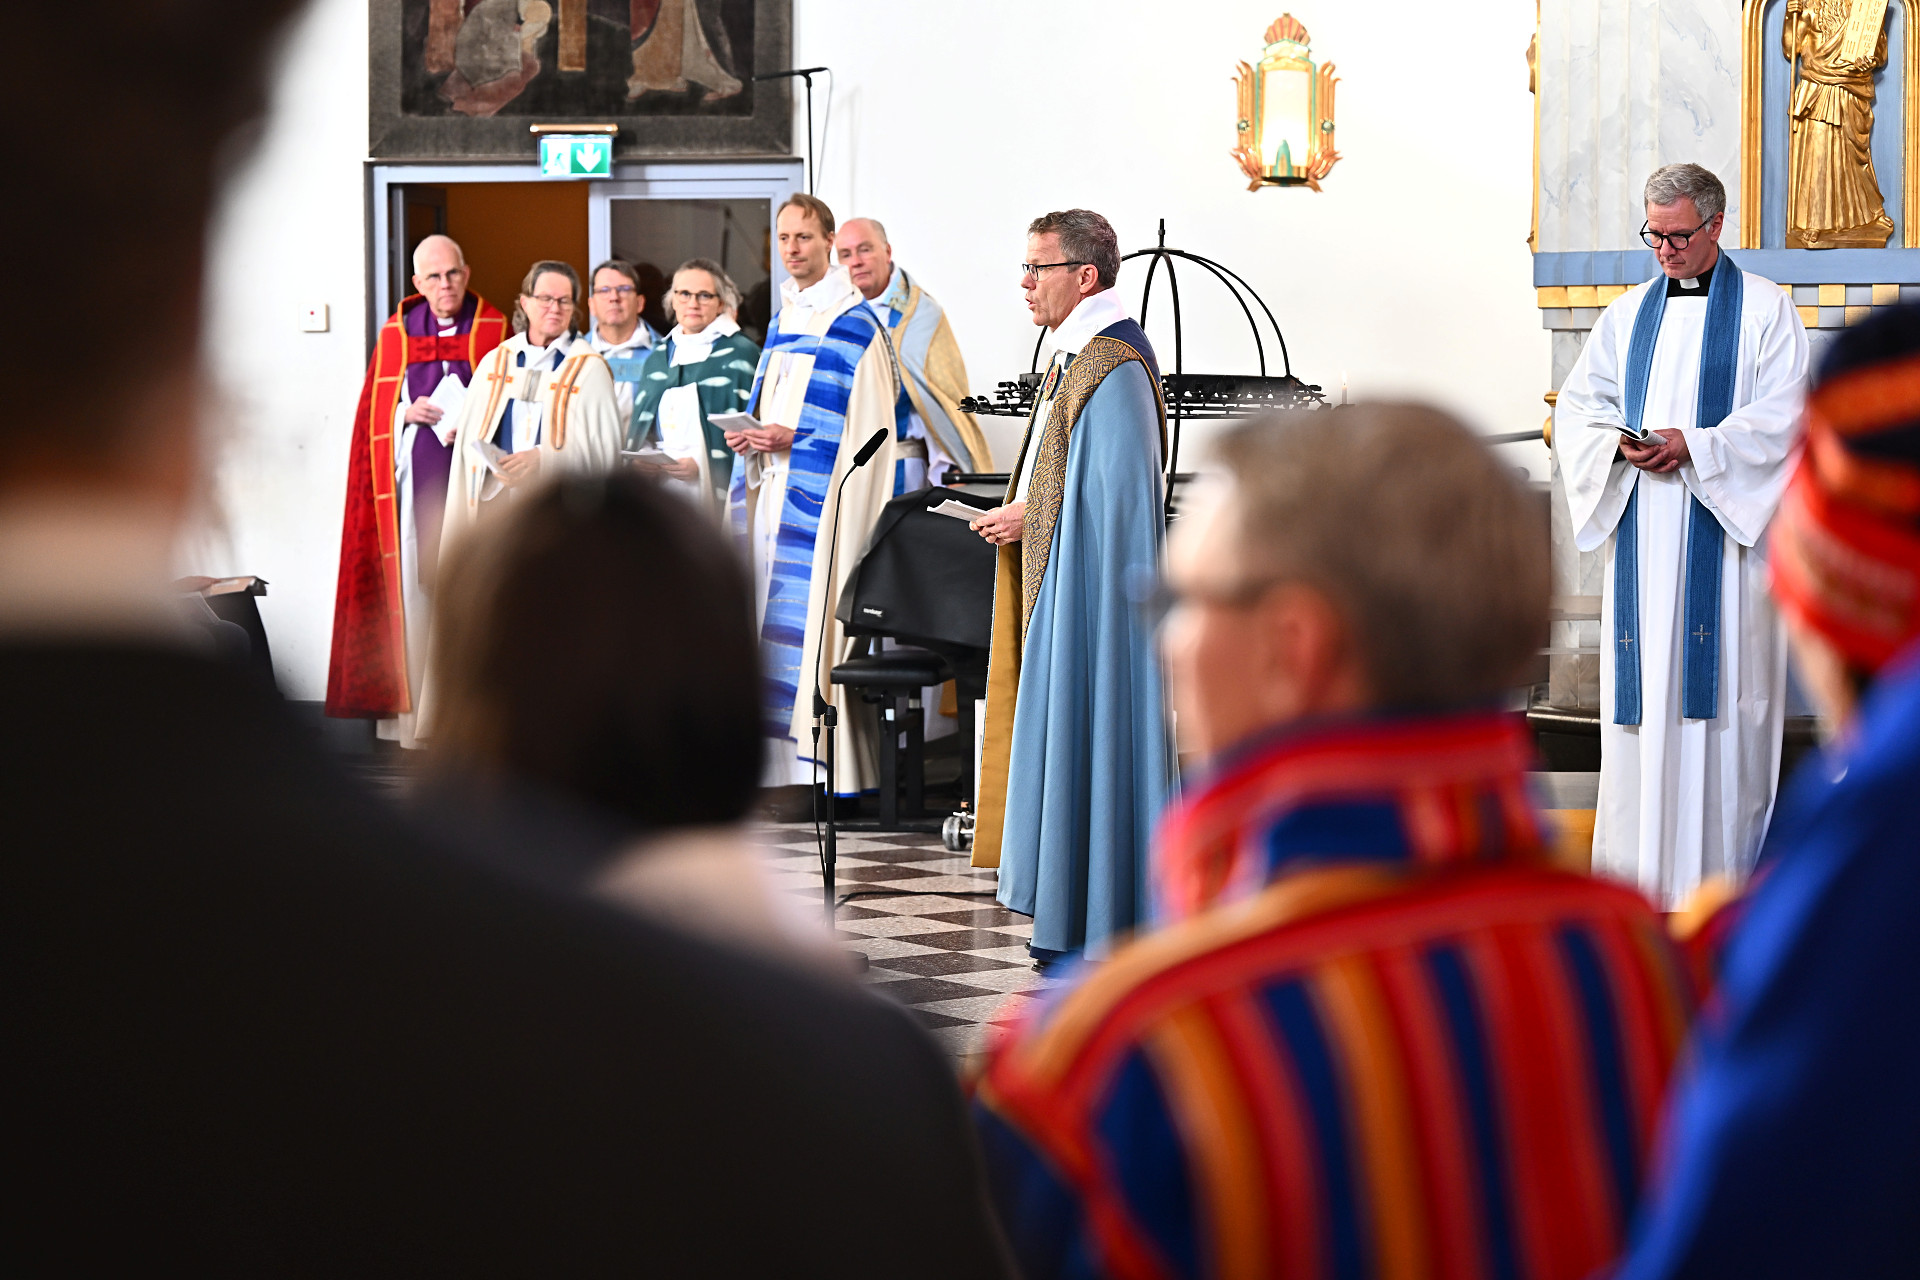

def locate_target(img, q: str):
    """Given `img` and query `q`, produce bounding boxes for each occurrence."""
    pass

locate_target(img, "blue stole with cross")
[1613,252,1742,725]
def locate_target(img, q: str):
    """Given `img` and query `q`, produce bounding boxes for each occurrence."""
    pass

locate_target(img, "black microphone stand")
[749,66,829,195]
[810,427,889,922]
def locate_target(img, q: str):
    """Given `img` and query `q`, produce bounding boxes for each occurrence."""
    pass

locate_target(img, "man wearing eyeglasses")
[970,208,1174,964]
[1554,162,1809,908]
[328,233,508,744]
[585,258,658,426]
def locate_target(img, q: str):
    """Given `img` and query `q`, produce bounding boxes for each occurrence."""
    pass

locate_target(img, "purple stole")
[403,295,478,585]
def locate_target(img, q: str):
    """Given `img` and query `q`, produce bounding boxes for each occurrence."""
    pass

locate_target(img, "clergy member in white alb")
[727,194,901,804]
[440,259,625,556]
[1555,163,1809,906]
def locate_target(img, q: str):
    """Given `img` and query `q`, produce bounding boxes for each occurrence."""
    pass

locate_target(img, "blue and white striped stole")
[1614,253,1743,725]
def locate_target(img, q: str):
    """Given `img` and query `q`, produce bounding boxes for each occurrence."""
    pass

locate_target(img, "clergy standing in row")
[971,209,1174,962]
[835,217,995,491]
[1556,163,1808,907]
[629,257,761,507]
[730,193,903,802]
[585,258,658,425]
[326,233,507,739]
[440,259,626,558]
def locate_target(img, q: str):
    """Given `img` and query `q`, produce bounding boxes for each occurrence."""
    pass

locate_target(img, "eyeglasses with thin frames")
[1020,261,1088,282]
[591,284,636,298]
[1640,216,1715,250]
[672,289,721,304]
[526,294,574,311]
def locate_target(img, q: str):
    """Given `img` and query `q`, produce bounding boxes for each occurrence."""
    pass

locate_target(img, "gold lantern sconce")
[1232,15,1341,192]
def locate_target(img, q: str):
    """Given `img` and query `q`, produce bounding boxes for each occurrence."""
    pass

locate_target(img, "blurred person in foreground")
[1611,305,1920,1279]
[627,257,761,507]
[2,5,1013,1273]
[976,405,1695,1280]
[424,469,823,962]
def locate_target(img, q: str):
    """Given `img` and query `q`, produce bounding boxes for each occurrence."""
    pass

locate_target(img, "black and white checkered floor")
[757,824,1056,1060]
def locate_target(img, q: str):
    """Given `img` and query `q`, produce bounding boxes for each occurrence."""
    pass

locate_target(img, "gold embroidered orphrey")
[1232,14,1341,192]
[1784,0,1896,248]
[970,336,1168,869]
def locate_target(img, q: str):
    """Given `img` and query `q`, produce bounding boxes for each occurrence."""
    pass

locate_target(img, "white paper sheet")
[430,373,468,445]
[467,438,511,479]
[928,499,989,522]
[706,410,762,435]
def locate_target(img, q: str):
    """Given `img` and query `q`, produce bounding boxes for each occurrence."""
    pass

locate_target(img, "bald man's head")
[835,218,894,300]
[412,235,470,320]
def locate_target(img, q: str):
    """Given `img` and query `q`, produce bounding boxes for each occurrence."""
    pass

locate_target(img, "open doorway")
[607,197,770,341]
[371,160,801,346]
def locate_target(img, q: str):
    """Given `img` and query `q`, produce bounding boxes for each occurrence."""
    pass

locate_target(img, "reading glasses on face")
[1020,261,1088,282]
[1640,217,1714,250]
[672,289,721,304]
[591,284,636,297]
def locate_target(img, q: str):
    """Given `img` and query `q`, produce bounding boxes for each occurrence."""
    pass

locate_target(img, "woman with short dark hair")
[426,468,832,962]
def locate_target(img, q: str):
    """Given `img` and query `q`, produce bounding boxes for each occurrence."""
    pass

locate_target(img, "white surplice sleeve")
[1678,275,1809,547]
[1555,285,1649,553]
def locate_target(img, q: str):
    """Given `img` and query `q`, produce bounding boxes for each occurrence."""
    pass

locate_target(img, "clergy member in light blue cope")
[971,208,1175,962]
[586,259,659,427]
[1555,163,1808,907]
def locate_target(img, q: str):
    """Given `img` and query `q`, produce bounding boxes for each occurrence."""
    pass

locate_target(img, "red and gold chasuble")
[325,293,507,718]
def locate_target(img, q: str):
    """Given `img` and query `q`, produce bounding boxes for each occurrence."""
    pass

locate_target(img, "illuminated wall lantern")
[1232,15,1340,192]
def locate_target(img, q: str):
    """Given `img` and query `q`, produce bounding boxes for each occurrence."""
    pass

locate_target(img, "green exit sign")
[539,135,611,178]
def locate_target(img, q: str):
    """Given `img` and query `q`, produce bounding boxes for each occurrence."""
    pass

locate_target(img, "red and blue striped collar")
[1156,709,1545,922]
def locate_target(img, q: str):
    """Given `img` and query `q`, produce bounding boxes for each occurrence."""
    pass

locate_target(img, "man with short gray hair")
[1554,162,1809,906]
[969,208,1173,962]
[977,404,1692,1278]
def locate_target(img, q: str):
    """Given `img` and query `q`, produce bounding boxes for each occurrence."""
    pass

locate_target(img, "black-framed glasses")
[1640,216,1715,250]
[672,289,721,304]
[1020,260,1088,282]
[526,293,574,311]
[591,284,636,298]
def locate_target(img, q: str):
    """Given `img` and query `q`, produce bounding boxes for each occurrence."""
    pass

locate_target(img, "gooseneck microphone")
[811,426,892,919]
[747,66,831,194]
[749,66,829,80]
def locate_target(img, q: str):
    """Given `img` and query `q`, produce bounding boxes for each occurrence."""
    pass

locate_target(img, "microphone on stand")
[812,426,891,921]
[747,66,831,194]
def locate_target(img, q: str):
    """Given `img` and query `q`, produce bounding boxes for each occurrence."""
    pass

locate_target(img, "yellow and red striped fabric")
[975,712,1693,1280]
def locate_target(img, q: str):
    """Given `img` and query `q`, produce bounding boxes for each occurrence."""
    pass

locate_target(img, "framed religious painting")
[370,0,793,159]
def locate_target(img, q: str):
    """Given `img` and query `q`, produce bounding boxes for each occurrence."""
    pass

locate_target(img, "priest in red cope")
[327,234,508,739]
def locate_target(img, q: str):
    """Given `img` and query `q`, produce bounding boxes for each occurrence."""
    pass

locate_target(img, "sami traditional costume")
[976,711,1694,1280]
[629,315,760,504]
[864,266,995,492]
[1554,253,1808,906]
[729,266,903,794]
[326,292,507,721]
[972,289,1174,958]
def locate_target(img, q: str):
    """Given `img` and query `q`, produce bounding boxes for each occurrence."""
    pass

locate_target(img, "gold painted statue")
[1783,0,1895,249]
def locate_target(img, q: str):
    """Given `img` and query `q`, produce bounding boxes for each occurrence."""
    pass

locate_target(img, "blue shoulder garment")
[1613,252,1743,725]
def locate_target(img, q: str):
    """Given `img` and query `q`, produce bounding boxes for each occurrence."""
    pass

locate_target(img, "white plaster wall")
[1537,0,1744,252]
[199,0,371,703]
[202,0,1549,702]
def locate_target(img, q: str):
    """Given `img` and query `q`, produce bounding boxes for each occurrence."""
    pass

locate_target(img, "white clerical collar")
[590,321,655,356]
[512,333,571,367]
[668,313,741,366]
[779,265,861,320]
[1048,289,1130,358]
